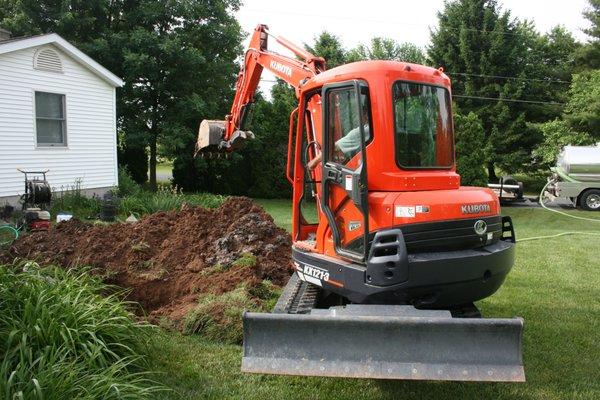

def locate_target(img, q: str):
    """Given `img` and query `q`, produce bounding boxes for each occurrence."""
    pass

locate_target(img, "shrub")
[118,143,148,185]
[531,119,594,170]
[117,167,142,197]
[454,112,488,187]
[51,179,102,219]
[0,261,162,399]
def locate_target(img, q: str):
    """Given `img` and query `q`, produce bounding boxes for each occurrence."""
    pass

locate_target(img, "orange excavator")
[197,24,524,382]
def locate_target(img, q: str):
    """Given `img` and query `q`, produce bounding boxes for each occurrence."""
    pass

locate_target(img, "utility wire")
[259,81,565,106]
[448,72,570,85]
[452,94,564,106]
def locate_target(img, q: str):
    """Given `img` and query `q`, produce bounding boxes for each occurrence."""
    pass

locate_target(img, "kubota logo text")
[461,203,491,214]
[270,60,292,77]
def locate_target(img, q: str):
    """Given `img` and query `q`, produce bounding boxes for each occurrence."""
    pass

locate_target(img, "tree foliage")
[531,119,593,169]
[454,112,488,186]
[0,0,243,190]
[347,38,426,64]
[429,0,579,178]
[305,32,347,68]
[577,0,600,69]
[564,69,600,137]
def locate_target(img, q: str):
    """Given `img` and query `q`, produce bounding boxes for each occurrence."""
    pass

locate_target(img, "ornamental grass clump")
[0,261,163,399]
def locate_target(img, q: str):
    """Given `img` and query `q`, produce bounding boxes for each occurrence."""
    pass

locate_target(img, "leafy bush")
[0,261,162,399]
[50,180,102,219]
[172,85,295,199]
[118,142,148,185]
[531,119,594,169]
[454,112,488,186]
[117,167,143,197]
[564,70,600,138]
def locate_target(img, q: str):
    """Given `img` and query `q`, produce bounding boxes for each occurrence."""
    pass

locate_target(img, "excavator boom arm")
[197,24,324,152]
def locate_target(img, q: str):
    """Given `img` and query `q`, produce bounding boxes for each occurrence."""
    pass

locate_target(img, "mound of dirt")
[2,197,293,327]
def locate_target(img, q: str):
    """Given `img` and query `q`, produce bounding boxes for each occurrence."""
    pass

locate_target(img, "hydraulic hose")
[516,180,600,243]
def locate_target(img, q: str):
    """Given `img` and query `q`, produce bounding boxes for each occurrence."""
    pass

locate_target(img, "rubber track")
[272,272,319,314]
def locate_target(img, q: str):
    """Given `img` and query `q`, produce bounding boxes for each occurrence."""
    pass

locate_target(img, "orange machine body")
[202,24,515,307]
[289,61,500,258]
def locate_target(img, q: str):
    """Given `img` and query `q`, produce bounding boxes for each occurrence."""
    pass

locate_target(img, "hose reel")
[26,180,52,204]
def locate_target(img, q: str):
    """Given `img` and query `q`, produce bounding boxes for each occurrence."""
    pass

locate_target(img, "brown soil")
[1,197,293,327]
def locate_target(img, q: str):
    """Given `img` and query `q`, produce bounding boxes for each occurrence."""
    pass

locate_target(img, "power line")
[452,94,564,106]
[259,81,565,106]
[448,72,570,85]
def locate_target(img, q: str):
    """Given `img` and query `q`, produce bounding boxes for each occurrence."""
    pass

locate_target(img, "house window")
[35,91,66,146]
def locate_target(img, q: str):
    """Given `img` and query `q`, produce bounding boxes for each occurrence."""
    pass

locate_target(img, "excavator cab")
[197,24,525,382]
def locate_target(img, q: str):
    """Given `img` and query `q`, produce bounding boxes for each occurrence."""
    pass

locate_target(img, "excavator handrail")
[286,107,299,185]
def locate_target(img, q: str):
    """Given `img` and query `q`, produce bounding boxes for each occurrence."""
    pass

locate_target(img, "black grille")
[350,216,503,254]
[400,216,502,252]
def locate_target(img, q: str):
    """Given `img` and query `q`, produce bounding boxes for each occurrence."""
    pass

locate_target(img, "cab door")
[320,80,370,262]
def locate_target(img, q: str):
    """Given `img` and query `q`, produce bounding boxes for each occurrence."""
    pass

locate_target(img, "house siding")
[0,44,118,200]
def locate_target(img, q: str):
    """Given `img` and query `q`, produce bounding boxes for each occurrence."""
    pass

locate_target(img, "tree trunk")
[487,162,497,183]
[149,134,157,191]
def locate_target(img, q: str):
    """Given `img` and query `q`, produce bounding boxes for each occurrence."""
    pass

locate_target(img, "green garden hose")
[516,181,600,243]
[538,180,600,223]
[0,225,19,247]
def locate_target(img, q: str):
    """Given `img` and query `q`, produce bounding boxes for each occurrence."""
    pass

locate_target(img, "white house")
[0,32,124,206]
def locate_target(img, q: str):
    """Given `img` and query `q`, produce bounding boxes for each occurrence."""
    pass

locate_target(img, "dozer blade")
[242,305,524,382]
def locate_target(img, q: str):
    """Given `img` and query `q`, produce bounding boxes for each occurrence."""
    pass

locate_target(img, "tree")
[244,82,296,198]
[577,0,600,69]
[305,32,347,68]
[530,69,599,170]
[1,0,243,190]
[531,119,593,169]
[119,1,243,190]
[428,0,564,179]
[564,69,600,137]
[347,37,426,64]
[454,112,488,186]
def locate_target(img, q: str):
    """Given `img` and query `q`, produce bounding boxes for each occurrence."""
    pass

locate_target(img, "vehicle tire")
[580,189,600,211]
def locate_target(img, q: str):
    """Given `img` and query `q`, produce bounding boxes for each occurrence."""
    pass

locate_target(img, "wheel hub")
[586,194,600,209]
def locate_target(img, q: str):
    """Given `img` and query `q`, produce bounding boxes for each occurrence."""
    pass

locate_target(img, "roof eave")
[0,33,124,87]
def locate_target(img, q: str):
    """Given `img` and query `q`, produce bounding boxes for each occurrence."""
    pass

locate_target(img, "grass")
[147,201,600,400]
[0,261,162,399]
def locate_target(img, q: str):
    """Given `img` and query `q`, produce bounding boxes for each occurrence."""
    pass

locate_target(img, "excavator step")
[242,303,525,382]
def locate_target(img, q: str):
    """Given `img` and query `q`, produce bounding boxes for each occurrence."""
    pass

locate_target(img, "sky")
[235,0,592,95]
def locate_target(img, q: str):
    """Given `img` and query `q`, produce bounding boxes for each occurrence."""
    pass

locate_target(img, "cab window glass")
[393,82,453,168]
[327,86,371,164]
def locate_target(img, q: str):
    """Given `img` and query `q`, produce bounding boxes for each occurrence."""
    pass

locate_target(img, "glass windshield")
[392,82,453,168]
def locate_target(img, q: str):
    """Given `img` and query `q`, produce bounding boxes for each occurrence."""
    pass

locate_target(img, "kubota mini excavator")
[197,24,524,382]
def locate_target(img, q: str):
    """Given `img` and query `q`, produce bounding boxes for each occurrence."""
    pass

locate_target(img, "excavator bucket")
[242,305,524,382]
[196,120,254,154]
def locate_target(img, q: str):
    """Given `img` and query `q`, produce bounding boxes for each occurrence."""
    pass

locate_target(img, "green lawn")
[148,202,600,400]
